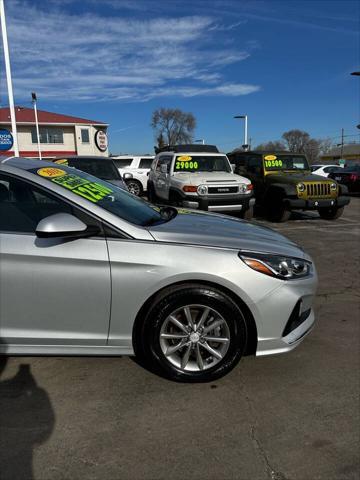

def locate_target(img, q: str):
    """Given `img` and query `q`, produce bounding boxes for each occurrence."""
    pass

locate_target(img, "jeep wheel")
[241,205,254,221]
[267,202,291,222]
[137,284,247,382]
[169,190,182,207]
[318,206,344,220]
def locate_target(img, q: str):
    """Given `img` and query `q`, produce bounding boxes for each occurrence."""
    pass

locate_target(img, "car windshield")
[59,158,121,180]
[174,155,231,173]
[263,155,310,171]
[31,165,165,226]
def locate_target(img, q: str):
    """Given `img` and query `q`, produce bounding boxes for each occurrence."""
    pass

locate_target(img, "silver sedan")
[0,157,317,382]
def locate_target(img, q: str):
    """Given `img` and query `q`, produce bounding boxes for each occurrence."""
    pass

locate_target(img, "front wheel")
[318,206,344,220]
[147,182,157,203]
[137,285,247,382]
[241,205,254,221]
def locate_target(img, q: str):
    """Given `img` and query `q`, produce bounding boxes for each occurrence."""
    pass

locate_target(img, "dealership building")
[0,106,109,158]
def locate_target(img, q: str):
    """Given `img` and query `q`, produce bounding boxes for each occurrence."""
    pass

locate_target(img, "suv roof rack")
[229,149,291,155]
[154,144,219,154]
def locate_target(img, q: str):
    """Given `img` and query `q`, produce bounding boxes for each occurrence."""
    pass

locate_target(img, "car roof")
[0,156,55,170]
[53,155,113,161]
[228,150,294,155]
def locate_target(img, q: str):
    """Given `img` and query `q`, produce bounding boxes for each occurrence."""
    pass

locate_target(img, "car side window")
[247,156,263,174]
[139,158,153,169]
[0,173,101,235]
[156,156,172,173]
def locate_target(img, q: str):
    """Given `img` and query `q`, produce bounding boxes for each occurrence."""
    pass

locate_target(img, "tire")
[169,190,182,206]
[147,182,157,203]
[137,284,248,382]
[318,206,344,220]
[126,179,143,197]
[266,192,291,222]
[241,205,254,221]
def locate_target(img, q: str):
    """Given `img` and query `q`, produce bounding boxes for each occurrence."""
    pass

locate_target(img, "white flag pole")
[0,0,19,156]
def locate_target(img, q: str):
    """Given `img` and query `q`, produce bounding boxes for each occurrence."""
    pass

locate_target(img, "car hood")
[149,210,306,258]
[266,172,332,185]
[173,171,250,184]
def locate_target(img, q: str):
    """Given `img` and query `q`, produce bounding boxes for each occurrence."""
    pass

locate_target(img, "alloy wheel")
[159,304,230,372]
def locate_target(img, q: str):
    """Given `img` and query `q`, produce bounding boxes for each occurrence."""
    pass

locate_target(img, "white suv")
[112,155,154,196]
[148,145,254,219]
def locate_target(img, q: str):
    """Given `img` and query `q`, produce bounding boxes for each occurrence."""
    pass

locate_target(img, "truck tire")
[241,205,254,221]
[318,206,344,220]
[266,193,291,222]
[147,182,157,203]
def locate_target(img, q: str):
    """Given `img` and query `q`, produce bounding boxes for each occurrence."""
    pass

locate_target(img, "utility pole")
[340,128,344,158]
[32,92,42,160]
[0,0,19,156]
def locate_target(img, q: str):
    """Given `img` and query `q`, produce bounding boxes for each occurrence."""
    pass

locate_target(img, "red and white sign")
[95,130,108,152]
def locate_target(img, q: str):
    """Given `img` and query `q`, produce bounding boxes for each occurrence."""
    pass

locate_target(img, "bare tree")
[255,140,286,151]
[151,108,196,146]
[282,129,311,152]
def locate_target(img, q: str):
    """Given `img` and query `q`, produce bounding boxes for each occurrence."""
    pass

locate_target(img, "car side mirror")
[123,172,133,180]
[36,213,100,239]
[160,164,168,174]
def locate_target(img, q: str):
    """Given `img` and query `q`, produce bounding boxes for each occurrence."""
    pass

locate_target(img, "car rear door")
[0,173,111,347]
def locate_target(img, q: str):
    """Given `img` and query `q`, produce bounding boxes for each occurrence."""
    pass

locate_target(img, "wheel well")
[132,280,258,357]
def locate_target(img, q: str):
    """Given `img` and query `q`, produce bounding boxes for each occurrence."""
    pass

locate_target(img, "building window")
[81,129,90,143]
[31,127,64,144]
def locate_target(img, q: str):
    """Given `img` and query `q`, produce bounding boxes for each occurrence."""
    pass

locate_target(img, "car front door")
[0,173,111,347]
[153,155,172,200]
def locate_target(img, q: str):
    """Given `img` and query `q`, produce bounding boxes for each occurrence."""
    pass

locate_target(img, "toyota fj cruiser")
[227,149,350,222]
[147,145,254,218]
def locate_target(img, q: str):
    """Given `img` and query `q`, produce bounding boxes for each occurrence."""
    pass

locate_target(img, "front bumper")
[285,195,350,210]
[180,193,255,212]
[249,270,318,356]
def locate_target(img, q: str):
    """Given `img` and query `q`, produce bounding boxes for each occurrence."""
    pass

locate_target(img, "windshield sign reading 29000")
[174,155,231,172]
[263,155,309,171]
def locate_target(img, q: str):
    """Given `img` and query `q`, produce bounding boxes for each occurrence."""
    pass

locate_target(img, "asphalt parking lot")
[1,198,359,480]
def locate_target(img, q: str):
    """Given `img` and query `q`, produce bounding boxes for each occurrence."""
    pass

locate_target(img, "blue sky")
[1,0,359,154]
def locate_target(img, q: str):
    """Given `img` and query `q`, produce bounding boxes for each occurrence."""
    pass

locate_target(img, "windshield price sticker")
[175,156,199,170]
[51,173,114,203]
[54,159,69,166]
[264,159,283,168]
[264,155,277,161]
[37,167,67,178]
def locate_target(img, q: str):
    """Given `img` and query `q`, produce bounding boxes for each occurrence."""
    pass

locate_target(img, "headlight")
[297,183,305,192]
[239,251,312,280]
[330,183,337,191]
[239,183,253,194]
[197,185,208,195]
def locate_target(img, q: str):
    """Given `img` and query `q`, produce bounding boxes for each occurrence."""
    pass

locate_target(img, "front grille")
[305,182,331,197]
[208,186,238,194]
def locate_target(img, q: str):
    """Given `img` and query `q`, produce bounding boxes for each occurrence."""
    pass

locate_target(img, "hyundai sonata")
[0,157,317,382]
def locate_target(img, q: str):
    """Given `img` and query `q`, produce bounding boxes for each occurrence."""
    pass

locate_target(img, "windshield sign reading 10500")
[263,155,309,171]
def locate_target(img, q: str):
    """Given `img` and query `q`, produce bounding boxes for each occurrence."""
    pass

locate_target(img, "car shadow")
[0,343,55,480]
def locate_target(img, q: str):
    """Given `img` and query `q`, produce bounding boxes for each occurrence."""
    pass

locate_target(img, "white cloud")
[4,0,260,102]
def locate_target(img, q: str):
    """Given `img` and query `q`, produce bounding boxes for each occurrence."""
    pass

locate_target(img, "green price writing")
[264,159,283,168]
[52,174,113,203]
[175,161,199,170]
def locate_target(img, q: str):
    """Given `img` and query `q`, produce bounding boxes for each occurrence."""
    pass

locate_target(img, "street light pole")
[0,0,19,156]
[234,115,248,150]
[32,92,42,160]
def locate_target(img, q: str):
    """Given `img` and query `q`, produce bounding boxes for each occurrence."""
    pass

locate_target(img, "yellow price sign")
[264,155,277,161]
[37,167,67,178]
